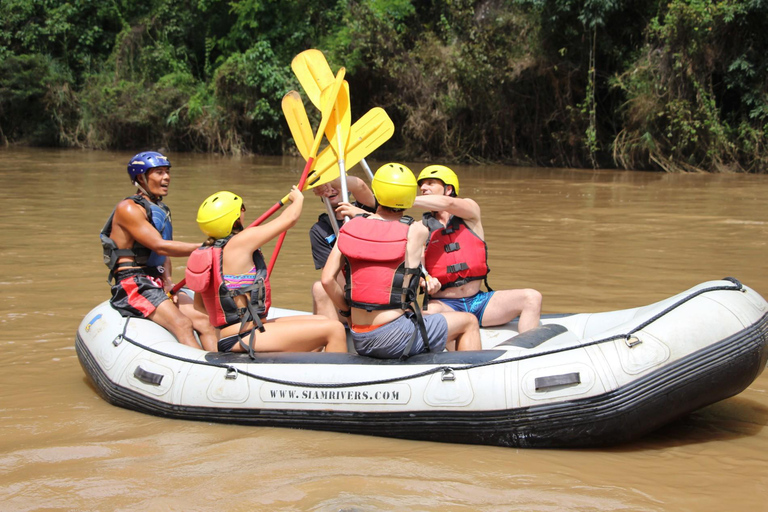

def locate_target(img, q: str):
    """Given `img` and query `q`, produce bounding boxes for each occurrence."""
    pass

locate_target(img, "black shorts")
[110,268,168,318]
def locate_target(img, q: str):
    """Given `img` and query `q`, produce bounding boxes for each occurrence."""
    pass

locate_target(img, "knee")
[171,311,193,333]
[523,289,542,310]
[312,280,327,301]
[460,312,480,331]
[331,321,346,339]
[194,316,215,335]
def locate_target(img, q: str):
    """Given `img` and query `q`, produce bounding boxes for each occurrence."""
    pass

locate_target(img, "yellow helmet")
[417,164,459,196]
[372,163,418,209]
[196,191,243,238]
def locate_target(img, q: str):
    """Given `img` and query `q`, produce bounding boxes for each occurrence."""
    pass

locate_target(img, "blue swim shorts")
[351,312,448,359]
[434,291,495,324]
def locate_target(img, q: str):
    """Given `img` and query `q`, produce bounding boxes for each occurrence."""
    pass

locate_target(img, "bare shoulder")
[407,219,429,242]
[114,198,147,223]
[458,196,482,219]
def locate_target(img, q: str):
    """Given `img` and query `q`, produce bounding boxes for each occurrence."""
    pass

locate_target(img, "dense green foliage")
[1,0,766,172]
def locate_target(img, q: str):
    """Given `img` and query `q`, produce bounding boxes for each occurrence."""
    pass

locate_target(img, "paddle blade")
[281,91,313,160]
[345,107,395,168]
[306,107,395,190]
[310,67,345,156]
[291,49,335,109]
[324,80,352,159]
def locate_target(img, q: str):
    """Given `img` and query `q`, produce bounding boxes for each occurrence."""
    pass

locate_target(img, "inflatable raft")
[76,278,768,448]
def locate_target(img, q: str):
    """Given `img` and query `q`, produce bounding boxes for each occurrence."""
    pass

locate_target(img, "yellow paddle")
[292,49,376,181]
[282,89,339,232]
[266,69,345,275]
[291,49,335,110]
[281,95,395,194]
[324,80,352,214]
[283,95,395,235]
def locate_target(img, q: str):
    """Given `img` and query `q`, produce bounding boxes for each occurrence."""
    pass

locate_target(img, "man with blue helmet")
[100,151,216,350]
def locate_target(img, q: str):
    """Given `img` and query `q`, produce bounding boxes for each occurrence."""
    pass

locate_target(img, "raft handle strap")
[535,372,580,391]
[133,366,164,386]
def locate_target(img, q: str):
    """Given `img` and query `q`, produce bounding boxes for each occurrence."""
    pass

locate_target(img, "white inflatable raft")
[76,278,768,448]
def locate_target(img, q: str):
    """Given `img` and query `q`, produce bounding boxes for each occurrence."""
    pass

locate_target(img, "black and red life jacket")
[337,215,429,359]
[185,236,271,338]
[422,213,490,291]
[100,194,172,283]
[337,215,421,311]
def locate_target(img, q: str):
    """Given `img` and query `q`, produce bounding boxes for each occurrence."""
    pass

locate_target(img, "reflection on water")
[1,147,766,510]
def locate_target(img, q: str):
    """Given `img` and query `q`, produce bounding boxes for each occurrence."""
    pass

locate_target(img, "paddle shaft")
[267,155,317,276]
[266,68,345,276]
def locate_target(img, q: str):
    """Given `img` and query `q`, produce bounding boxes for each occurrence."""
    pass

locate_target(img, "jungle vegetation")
[1,0,766,172]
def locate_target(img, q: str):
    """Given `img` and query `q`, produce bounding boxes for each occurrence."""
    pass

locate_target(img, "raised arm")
[412,195,482,224]
[228,186,304,252]
[347,176,375,208]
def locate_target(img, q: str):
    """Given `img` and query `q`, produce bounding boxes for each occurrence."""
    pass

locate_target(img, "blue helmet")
[127,152,171,182]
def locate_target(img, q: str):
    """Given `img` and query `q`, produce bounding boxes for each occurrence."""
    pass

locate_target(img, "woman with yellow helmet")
[185,187,347,354]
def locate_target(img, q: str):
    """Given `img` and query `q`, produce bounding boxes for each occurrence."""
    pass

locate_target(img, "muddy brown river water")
[1,147,766,510]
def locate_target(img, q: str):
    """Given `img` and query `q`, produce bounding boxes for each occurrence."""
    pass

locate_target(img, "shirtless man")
[321,163,480,358]
[413,165,542,332]
[100,151,217,350]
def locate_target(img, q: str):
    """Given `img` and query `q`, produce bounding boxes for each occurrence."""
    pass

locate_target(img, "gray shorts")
[351,312,448,359]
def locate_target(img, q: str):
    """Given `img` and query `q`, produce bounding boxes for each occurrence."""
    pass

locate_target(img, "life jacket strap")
[397,267,429,360]
[446,262,469,274]
[236,299,266,360]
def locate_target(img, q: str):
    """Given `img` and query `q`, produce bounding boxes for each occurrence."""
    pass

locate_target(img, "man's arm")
[347,176,375,208]
[321,245,349,312]
[405,222,429,268]
[115,201,199,256]
[412,195,482,224]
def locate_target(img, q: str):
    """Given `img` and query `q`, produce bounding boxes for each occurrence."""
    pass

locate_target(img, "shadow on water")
[603,395,768,452]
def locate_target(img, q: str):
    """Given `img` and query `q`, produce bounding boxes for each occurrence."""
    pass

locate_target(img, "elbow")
[320,273,334,291]
[320,269,338,292]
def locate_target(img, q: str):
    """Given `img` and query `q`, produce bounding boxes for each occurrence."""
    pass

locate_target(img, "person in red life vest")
[412,165,542,332]
[321,163,481,359]
[185,188,347,355]
[101,151,217,350]
[309,176,375,324]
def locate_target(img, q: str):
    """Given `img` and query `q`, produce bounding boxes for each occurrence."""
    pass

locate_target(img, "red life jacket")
[337,215,421,311]
[184,236,271,329]
[422,213,490,290]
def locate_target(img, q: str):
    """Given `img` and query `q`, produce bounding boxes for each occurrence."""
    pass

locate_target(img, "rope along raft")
[116,278,746,389]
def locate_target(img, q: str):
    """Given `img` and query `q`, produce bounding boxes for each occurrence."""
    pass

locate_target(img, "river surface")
[1,147,766,511]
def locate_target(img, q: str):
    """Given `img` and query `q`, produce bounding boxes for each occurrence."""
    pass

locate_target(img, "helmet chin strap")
[134,175,162,203]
